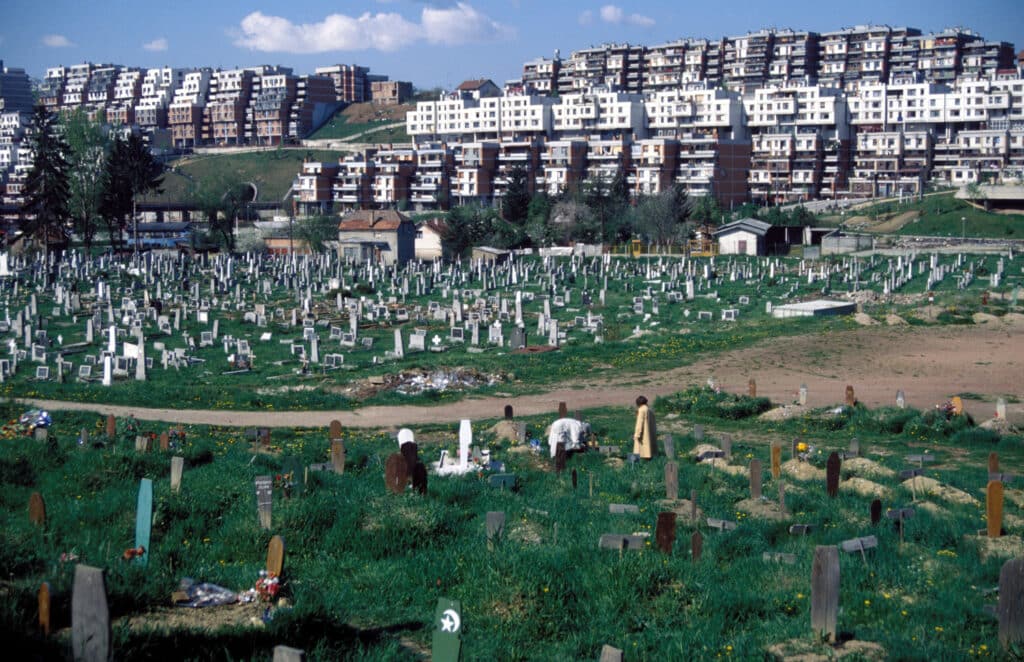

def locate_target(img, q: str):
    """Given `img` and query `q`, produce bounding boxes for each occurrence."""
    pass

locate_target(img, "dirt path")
[17,322,1024,429]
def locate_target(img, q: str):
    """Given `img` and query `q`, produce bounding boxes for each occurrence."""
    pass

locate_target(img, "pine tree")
[22,104,71,272]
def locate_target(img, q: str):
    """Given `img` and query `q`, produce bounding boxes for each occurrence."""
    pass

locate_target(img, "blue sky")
[3,0,1022,89]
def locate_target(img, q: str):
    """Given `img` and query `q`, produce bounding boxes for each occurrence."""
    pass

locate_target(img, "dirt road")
[17,322,1024,429]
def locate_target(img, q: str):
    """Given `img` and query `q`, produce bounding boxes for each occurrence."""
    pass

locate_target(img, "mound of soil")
[900,476,978,505]
[840,477,889,498]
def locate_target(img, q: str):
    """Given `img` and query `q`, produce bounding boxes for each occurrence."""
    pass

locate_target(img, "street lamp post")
[961,216,966,242]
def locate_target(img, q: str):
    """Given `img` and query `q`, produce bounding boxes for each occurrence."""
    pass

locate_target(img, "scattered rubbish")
[173,577,238,608]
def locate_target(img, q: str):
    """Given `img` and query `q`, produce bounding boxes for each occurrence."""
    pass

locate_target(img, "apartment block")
[370,80,412,105]
[204,67,258,145]
[288,75,338,140]
[293,159,340,216]
[315,64,371,103]
[168,69,212,148]
[539,139,588,196]
[0,62,33,114]
[333,152,377,211]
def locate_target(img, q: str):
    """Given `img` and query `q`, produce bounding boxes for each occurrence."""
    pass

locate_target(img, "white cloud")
[42,34,75,48]
[598,4,654,27]
[578,10,593,25]
[233,3,513,54]
[143,38,168,52]
[421,2,515,45]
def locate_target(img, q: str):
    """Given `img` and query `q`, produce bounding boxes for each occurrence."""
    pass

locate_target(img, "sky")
[3,0,1022,90]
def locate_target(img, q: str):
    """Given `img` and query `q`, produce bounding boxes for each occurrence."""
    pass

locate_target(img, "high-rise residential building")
[315,64,371,103]
[0,62,34,114]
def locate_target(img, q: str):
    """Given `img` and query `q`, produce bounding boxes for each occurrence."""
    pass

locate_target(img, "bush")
[658,387,772,420]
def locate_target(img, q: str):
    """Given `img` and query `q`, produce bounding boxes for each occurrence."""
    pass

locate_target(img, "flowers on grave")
[122,545,146,561]
[254,570,280,602]
[274,472,295,497]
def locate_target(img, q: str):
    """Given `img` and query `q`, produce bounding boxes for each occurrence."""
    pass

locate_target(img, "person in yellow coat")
[633,395,656,459]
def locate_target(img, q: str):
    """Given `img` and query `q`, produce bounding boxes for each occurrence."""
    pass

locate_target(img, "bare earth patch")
[900,476,979,505]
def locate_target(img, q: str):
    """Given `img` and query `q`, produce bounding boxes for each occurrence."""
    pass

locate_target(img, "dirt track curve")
[17,322,1024,429]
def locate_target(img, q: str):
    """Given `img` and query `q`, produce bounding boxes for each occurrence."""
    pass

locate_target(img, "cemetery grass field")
[4,252,1023,415]
[0,388,1022,660]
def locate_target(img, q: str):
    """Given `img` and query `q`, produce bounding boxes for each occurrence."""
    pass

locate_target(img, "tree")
[189,171,250,251]
[525,192,554,246]
[584,166,631,243]
[689,195,723,226]
[632,187,691,245]
[293,214,338,253]
[442,204,498,258]
[62,108,111,253]
[502,165,531,226]
[22,104,71,270]
[100,132,164,253]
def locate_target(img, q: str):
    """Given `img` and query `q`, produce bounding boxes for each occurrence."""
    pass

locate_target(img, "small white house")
[713,218,772,256]
[414,218,448,261]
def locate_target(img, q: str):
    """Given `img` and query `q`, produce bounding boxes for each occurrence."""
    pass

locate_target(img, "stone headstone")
[998,558,1024,651]
[72,565,110,662]
[504,404,513,420]
[693,424,704,442]
[599,645,624,662]
[609,504,640,515]
[432,597,462,662]
[255,475,273,530]
[988,480,1004,538]
[749,459,762,500]
[896,389,906,409]
[826,452,840,498]
[665,462,678,501]
[266,534,285,577]
[273,646,305,662]
[486,511,505,547]
[799,384,808,406]
[29,491,46,527]
[38,581,51,636]
[331,440,346,474]
[385,453,408,494]
[135,478,153,565]
[691,530,703,562]
[655,512,677,554]
[996,398,1007,420]
[721,435,731,459]
[810,546,839,643]
[663,434,674,460]
[598,534,645,551]
[770,444,781,480]
[458,420,472,468]
[170,456,184,493]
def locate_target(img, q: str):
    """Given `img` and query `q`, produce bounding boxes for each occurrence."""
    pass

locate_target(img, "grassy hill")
[307,102,413,141]
[822,192,1024,239]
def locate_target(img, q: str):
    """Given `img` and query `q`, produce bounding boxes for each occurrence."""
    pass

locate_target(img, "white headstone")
[458,420,472,468]
[102,355,112,387]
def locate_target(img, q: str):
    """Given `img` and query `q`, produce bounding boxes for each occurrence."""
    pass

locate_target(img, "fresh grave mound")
[972,312,1001,324]
[113,602,268,633]
[900,476,978,505]
[840,476,889,498]
[655,499,705,523]
[488,419,520,443]
[766,638,886,661]
[1003,312,1024,325]
[783,459,824,482]
[759,405,808,422]
[735,497,787,520]
[885,314,908,325]
[841,457,896,479]
[853,312,878,326]
[703,457,748,476]
[969,534,1024,563]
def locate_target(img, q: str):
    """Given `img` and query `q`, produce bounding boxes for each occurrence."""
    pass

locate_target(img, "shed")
[713,218,804,256]
[337,209,415,265]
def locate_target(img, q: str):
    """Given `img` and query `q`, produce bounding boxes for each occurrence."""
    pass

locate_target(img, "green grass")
[836,191,1024,238]
[0,394,1020,660]
[147,149,351,204]
[307,114,405,142]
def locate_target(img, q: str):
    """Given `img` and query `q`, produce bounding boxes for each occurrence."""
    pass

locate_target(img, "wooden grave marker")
[598,534,645,551]
[170,456,184,493]
[571,468,578,490]
[778,482,787,515]
[691,530,703,561]
[330,439,346,474]
[503,404,513,420]
[998,558,1024,651]
[826,452,840,498]
[554,442,566,474]
[266,534,285,577]
[707,518,737,531]
[29,491,46,527]
[870,499,882,526]
[789,524,814,536]
[432,597,463,662]
[748,378,756,398]
[72,565,110,662]
[105,414,116,439]
[840,438,860,461]
[385,453,408,494]
[663,434,675,460]
[845,385,856,407]
[840,535,878,565]
[989,452,999,474]
[665,461,678,501]
[721,434,732,460]
[693,424,704,442]
[412,462,428,495]
[690,489,698,524]
[38,581,51,636]
[655,512,677,554]
[135,478,153,566]
[486,511,505,549]
[987,480,1004,538]
[558,401,568,418]
[810,546,839,643]
[791,437,800,461]
[255,475,273,530]
[763,552,797,564]
[951,396,964,415]
[401,442,420,479]
[770,443,782,480]
[750,459,762,499]
[609,503,640,515]
[329,419,342,439]
[887,507,915,543]
[159,431,169,451]
[599,645,624,662]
